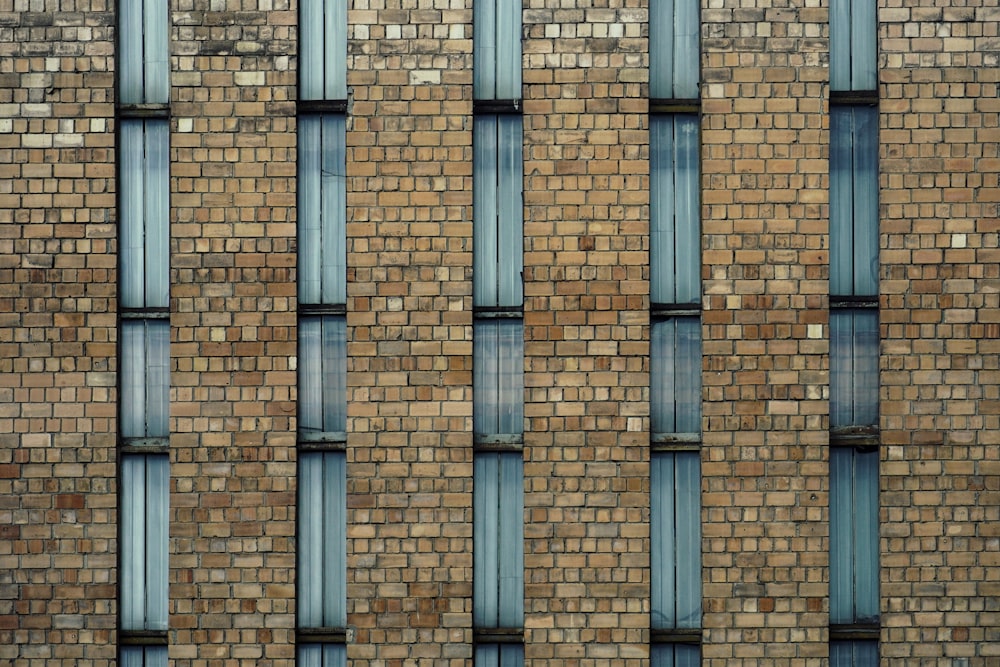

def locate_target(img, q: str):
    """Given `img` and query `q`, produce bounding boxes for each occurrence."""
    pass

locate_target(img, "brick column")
[0,6,117,667]
[880,3,1000,665]
[346,2,475,665]
[171,3,298,664]
[701,4,829,666]
[522,3,650,665]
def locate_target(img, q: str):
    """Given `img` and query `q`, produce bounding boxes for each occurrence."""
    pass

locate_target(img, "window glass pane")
[830,0,876,91]
[121,646,168,667]
[651,115,700,305]
[651,644,700,667]
[474,319,524,437]
[830,447,879,624]
[121,454,168,631]
[299,114,347,305]
[474,116,523,309]
[831,640,878,667]
[300,0,347,99]
[650,0,699,99]
[121,120,169,310]
[651,318,701,435]
[651,452,701,630]
[298,315,346,435]
[121,319,170,439]
[120,0,168,104]
[830,107,878,298]
[298,451,347,628]
[475,643,524,667]
[298,644,346,667]
[474,452,523,628]
[830,309,878,429]
[474,0,521,100]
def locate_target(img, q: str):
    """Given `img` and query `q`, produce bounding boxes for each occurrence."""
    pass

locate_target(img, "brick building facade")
[1,1,998,667]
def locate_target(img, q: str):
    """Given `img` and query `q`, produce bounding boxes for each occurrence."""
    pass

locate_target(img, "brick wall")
[170,1,297,665]
[522,3,649,665]
[0,3,117,666]
[2,1,998,666]
[701,3,829,666]
[879,2,1000,665]
[345,1,475,665]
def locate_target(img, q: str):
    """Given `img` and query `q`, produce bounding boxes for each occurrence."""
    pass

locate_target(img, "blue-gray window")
[830,106,878,299]
[829,310,878,429]
[830,447,879,624]
[650,452,701,631]
[119,0,169,105]
[475,644,524,667]
[298,114,347,306]
[651,643,700,667]
[299,0,347,100]
[831,640,878,667]
[298,316,347,438]
[829,0,876,93]
[473,0,521,101]
[120,646,168,667]
[298,644,346,667]
[298,451,347,629]
[650,318,701,436]
[649,0,699,100]
[473,115,523,310]
[650,115,700,306]
[121,319,170,439]
[473,451,523,628]
[120,119,170,310]
[121,454,169,632]
[473,319,524,439]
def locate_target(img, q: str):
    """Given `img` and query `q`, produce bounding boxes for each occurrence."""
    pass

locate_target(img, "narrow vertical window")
[297,0,349,659]
[830,0,876,93]
[299,0,347,101]
[298,114,347,307]
[120,646,168,667]
[473,452,524,629]
[829,1,879,661]
[830,106,878,299]
[474,0,523,661]
[650,452,701,631]
[121,454,169,632]
[649,0,701,658]
[118,0,170,658]
[298,451,347,629]
[830,448,879,625]
[119,0,169,105]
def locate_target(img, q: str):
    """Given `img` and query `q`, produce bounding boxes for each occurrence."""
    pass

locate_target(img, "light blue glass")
[651,451,701,630]
[830,106,878,298]
[474,0,521,100]
[473,319,524,437]
[121,319,170,439]
[120,0,169,104]
[651,643,700,667]
[651,115,700,305]
[831,640,878,667]
[474,116,523,309]
[298,315,347,435]
[300,0,347,100]
[830,0,876,92]
[121,454,169,631]
[298,643,347,667]
[830,309,879,429]
[298,451,347,628]
[475,643,524,667]
[650,318,701,435]
[299,115,347,305]
[830,448,879,624]
[650,0,699,99]
[473,451,523,628]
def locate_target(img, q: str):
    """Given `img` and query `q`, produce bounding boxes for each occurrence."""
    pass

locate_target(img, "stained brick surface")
[2,1,998,666]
